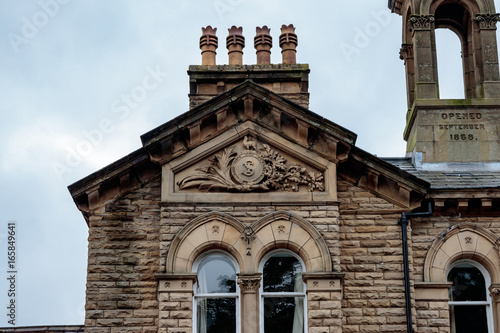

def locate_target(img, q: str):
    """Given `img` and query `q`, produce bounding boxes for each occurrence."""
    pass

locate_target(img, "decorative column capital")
[237,274,262,293]
[409,15,435,32]
[489,284,500,302]
[474,13,500,30]
[400,43,414,61]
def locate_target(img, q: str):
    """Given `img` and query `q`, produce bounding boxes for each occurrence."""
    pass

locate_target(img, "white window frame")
[447,259,494,333]
[258,249,307,333]
[192,250,241,333]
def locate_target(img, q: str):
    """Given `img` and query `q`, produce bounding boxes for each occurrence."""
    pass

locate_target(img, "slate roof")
[384,158,500,190]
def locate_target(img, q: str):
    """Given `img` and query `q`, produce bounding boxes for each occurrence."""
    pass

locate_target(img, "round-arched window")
[194,252,239,333]
[447,260,494,333]
[260,250,306,333]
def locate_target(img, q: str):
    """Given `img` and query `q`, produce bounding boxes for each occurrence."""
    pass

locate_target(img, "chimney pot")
[200,26,218,65]
[279,24,298,64]
[226,26,245,65]
[254,26,272,65]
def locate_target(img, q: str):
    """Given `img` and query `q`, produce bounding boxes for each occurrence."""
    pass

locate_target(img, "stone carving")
[278,225,286,234]
[465,236,472,244]
[237,276,261,292]
[241,227,256,256]
[409,15,435,31]
[490,287,500,302]
[212,225,220,233]
[177,136,324,193]
[181,282,187,288]
[165,282,170,288]
[399,43,413,61]
[475,13,500,29]
[313,281,319,287]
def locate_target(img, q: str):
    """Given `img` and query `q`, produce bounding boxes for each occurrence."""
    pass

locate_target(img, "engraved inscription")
[438,112,486,142]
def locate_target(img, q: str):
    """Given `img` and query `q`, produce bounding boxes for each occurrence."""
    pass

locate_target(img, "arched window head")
[193,251,240,333]
[447,260,494,333]
[260,250,306,333]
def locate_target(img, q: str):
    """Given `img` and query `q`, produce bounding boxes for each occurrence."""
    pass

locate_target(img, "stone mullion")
[237,274,262,333]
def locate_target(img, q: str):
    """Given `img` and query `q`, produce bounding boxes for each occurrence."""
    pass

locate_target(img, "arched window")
[259,250,306,333]
[193,251,240,333]
[447,260,494,333]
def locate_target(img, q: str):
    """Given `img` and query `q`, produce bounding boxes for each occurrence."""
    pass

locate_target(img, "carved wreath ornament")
[177,136,324,192]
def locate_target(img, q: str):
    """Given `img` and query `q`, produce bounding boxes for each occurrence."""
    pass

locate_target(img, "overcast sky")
[1,0,498,327]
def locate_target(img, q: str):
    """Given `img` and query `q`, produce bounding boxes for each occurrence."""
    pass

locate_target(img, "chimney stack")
[200,26,218,65]
[226,26,245,65]
[280,24,298,64]
[254,26,273,65]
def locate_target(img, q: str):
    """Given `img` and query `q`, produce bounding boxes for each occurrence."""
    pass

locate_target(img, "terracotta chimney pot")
[279,24,298,64]
[226,26,245,65]
[254,26,272,65]
[200,26,218,65]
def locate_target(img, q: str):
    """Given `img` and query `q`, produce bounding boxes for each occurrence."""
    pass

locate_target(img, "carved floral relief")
[177,136,324,193]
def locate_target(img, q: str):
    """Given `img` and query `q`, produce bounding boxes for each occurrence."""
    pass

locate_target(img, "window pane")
[263,254,303,292]
[197,255,236,293]
[450,305,488,333]
[197,298,236,333]
[448,266,486,301]
[264,297,304,333]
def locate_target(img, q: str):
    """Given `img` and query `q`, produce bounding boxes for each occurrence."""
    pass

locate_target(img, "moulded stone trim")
[419,0,491,16]
[250,211,333,272]
[165,210,333,275]
[423,223,500,282]
[166,212,246,273]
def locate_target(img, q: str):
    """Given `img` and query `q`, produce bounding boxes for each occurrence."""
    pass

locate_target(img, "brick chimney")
[190,24,309,109]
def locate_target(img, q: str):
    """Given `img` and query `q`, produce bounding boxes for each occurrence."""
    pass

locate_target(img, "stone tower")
[389,0,500,170]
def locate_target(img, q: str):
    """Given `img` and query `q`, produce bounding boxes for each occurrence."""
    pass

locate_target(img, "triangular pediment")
[162,121,336,203]
[141,80,357,167]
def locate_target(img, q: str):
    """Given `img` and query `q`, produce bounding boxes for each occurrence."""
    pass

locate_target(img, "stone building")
[68,0,500,332]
